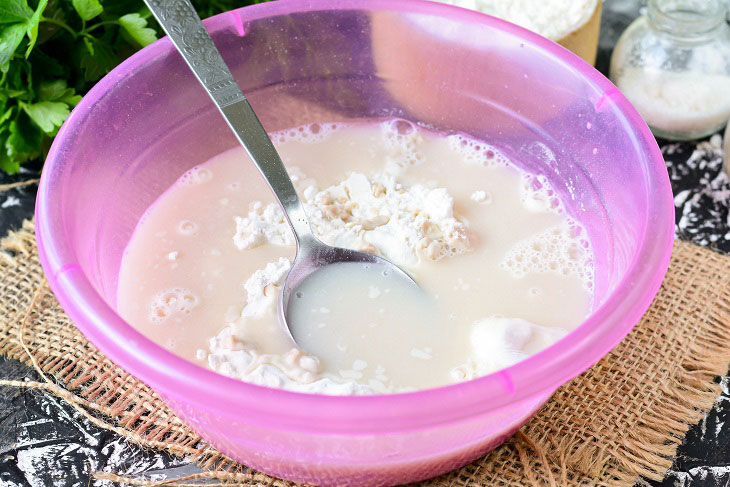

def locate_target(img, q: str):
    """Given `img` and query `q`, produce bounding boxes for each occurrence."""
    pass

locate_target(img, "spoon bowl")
[280,235,418,342]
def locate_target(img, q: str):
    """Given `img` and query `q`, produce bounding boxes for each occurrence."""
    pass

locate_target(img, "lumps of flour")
[149,287,199,323]
[210,328,314,381]
[205,258,362,393]
[451,316,569,380]
[206,257,378,394]
[501,219,594,290]
[318,173,473,266]
[208,326,379,395]
[470,316,533,366]
[233,171,474,268]
[447,134,508,168]
[271,122,341,145]
[248,364,380,394]
[234,202,293,250]
[241,257,292,318]
[470,190,492,204]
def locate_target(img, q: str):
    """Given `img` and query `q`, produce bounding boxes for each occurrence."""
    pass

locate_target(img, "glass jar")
[610,0,730,140]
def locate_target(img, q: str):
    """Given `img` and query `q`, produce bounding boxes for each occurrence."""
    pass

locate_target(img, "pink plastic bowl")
[36,1,674,485]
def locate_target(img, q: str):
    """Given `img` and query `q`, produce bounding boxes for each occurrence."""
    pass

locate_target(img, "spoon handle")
[144,0,313,242]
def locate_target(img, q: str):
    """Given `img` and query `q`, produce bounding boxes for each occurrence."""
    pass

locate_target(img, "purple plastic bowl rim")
[36,0,674,432]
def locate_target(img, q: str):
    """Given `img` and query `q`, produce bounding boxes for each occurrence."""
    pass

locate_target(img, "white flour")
[438,0,597,40]
[234,171,473,268]
[240,257,291,318]
[470,190,491,203]
[452,316,568,381]
[614,67,730,136]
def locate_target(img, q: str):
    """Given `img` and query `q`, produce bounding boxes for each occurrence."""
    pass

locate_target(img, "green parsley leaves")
[0,0,48,68]
[0,0,155,174]
[118,13,156,47]
[71,0,102,22]
[0,0,265,175]
[0,0,35,25]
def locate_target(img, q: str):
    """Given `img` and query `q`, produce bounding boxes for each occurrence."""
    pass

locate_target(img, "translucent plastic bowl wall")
[36,1,674,485]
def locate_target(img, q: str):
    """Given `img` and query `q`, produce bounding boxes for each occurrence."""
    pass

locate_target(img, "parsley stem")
[82,20,120,35]
[40,17,78,38]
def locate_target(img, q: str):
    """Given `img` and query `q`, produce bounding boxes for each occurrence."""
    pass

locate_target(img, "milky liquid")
[117,120,594,394]
[288,262,454,391]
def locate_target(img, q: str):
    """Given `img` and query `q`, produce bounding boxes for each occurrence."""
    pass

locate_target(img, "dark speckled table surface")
[2,1,730,485]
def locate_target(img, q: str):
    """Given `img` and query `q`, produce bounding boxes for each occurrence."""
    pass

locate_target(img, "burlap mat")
[2,219,730,486]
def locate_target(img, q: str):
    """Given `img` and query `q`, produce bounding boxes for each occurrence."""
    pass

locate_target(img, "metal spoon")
[144,0,418,342]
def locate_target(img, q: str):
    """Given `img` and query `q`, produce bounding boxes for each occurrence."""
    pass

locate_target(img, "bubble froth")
[501,219,594,290]
[447,134,508,168]
[178,166,213,186]
[271,122,341,144]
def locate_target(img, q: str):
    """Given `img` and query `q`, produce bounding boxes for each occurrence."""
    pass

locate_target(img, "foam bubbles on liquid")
[520,173,565,215]
[381,119,424,168]
[178,166,213,186]
[271,122,341,145]
[447,134,508,168]
[501,219,594,290]
[149,287,200,323]
[178,220,198,236]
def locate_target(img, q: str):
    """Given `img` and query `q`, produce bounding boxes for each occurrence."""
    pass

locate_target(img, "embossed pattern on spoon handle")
[144,0,314,241]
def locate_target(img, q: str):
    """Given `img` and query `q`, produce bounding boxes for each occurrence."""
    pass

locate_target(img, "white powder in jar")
[437,0,597,40]
[614,67,730,136]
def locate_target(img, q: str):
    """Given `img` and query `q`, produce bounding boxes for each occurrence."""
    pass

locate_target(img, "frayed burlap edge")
[1,219,730,486]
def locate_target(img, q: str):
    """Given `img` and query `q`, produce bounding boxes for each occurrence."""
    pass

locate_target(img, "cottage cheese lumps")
[117,119,594,394]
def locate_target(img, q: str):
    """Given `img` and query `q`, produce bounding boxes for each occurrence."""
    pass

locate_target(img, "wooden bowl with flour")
[437,0,602,64]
